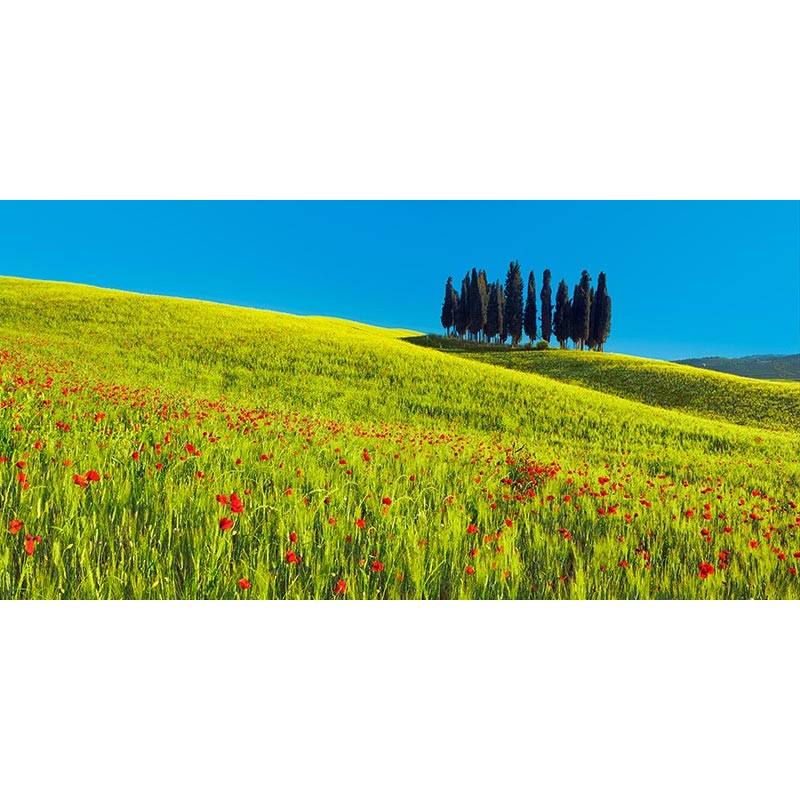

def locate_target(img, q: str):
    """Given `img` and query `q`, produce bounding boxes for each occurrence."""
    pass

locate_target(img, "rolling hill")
[1,277,798,600]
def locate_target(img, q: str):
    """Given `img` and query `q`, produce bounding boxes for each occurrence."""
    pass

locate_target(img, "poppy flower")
[73,473,88,488]
[334,579,347,595]
[355,518,366,529]
[229,493,244,513]
[465,565,476,575]
[285,550,299,564]
[86,470,100,482]
[381,497,392,506]
[237,578,251,590]
[371,560,384,572]
[289,531,297,543]
[9,519,24,535]
[216,494,229,506]
[219,517,234,531]
[699,562,715,579]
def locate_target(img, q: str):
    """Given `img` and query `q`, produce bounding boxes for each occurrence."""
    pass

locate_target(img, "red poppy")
[289,531,297,543]
[219,517,234,531]
[73,473,88,488]
[229,493,244,513]
[131,451,140,461]
[749,540,758,549]
[381,497,392,506]
[238,578,251,590]
[619,560,629,568]
[285,550,299,564]
[86,470,100,482]
[699,562,715,579]
[465,565,476,575]
[216,494,229,506]
[334,579,347,595]
[9,519,24,535]
[371,560,384,572]
[355,518,366,529]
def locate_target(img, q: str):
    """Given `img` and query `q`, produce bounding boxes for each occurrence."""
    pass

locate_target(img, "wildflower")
[216,494,229,506]
[334,579,347,595]
[371,560,384,572]
[73,473,88,488]
[355,518,366,529]
[289,531,297,543]
[219,517,234,531]
[285,550,299,564]
[9,519,24,535]
[699,562,715,579]
[465,565,476,575]
[381,497,392,506]
[86,470,100,482]
[238,578,251,590]
[229,493,244,513]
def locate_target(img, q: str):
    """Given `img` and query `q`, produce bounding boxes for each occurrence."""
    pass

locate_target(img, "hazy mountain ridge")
[674,354,800,381]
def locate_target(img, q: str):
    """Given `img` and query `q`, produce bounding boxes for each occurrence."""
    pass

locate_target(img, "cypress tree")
[485,282,499,342]
[540,269,553,343]
[553,279,571,349]
[523,271,537,344]
[477,270,489,342]
[587,286,597,349]
[594,271,612,351]
[571,271,592,350]
[455,273,470,339]
[504,260,524,346]
[440,277,456,335]
[497,282,507,344]
[467,268,481,341]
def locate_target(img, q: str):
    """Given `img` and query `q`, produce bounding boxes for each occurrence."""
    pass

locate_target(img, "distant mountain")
[674,354,800,381]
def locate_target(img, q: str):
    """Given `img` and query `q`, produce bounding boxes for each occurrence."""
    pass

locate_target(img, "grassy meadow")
[2,276,799,599]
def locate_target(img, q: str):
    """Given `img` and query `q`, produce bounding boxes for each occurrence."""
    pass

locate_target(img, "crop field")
[2,277,799,599]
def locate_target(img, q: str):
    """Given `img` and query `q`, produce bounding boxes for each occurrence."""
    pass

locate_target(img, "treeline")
[440,261,612,350]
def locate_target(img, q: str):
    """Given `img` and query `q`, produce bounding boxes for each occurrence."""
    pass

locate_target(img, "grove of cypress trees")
[553,279,571,349]
[540,269,552,343]
[523,270,537,344]
[504,260,524,346]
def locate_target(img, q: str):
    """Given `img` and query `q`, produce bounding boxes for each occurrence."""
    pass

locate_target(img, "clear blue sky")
[1,201,797,360]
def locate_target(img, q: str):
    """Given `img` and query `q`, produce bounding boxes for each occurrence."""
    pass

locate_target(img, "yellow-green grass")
[1,277,799,599]
[410,336,800,433]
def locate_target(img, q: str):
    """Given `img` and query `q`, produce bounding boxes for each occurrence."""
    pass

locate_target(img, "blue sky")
[0,201,797,360]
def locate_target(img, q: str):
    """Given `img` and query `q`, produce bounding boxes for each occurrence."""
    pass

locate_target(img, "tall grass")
[2,277,798,599]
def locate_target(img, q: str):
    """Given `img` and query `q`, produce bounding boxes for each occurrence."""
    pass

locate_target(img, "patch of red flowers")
[9,519,24,535]
[699,562,715,579]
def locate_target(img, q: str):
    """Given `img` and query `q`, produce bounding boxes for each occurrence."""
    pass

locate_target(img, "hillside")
[1,277,799,600]
[674,354,800,381]
[408,336,800,433]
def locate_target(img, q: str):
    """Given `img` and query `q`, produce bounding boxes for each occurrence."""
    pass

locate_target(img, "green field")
[2,277,799,599]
